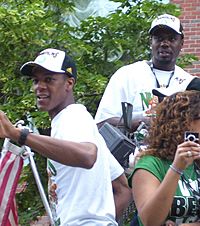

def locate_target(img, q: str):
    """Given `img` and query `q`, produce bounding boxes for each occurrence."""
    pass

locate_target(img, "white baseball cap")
[149,14,183,36]
[20,48,77,80]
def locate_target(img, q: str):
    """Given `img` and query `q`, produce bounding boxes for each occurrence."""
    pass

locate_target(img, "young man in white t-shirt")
[0,48,132,225]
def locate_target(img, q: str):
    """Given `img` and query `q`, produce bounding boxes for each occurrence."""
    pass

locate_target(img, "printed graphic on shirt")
[139,92,159,117]
[168,179,200,224]
[174,76,186,84]
[170,196,199,224]
[47,159,60,225]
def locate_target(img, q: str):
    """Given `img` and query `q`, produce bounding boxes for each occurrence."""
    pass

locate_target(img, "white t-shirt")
[47,104,123,226]
[95,60,194,123]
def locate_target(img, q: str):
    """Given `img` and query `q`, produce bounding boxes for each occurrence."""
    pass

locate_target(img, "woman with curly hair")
[129,90,200,226]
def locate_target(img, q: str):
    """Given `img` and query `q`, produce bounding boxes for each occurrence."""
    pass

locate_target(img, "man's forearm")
[97,116,150,132]
[114,190,133,221]
[112,174,133,221]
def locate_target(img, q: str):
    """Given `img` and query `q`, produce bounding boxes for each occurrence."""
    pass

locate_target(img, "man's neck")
[49,95,75,120]
[152,58,175,71]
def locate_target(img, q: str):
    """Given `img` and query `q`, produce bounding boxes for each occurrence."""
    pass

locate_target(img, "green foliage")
[177,54,199,68]
[0,0,77,127]
[0,0,197,224]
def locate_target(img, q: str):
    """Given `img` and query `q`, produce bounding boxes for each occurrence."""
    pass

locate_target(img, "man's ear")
[65,77,75,91]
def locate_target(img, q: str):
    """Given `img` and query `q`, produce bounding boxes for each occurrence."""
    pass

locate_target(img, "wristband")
[169,164,183,176]
[18,128,30,146]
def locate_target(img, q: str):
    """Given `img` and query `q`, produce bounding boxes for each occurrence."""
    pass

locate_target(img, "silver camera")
[184,131,199,143]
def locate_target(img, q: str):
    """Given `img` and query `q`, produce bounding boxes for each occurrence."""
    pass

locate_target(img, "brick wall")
[171,0,200,77]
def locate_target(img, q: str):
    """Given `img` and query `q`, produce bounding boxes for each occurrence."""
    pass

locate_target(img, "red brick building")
[171,0,200,76]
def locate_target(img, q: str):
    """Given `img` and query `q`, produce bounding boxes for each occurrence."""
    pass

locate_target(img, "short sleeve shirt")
[129,155,200,225]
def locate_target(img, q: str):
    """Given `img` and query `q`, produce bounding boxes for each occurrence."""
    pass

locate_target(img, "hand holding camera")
[172,132,200,172]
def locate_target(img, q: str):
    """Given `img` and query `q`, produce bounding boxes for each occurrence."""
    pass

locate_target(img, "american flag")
[0,142,24,226]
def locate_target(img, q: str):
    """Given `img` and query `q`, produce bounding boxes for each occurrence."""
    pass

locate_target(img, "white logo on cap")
[37,51,59,64]
[150,14,182,35]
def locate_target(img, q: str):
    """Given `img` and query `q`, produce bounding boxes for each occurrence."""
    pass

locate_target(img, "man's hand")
[0,110,19,140]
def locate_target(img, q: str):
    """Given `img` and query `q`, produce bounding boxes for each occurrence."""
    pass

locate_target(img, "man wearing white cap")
[95,13,199,132]
[95,13,200,174]
[0,48,132,225]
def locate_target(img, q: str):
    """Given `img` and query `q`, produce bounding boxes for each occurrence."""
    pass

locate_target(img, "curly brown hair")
[142,90,200,161]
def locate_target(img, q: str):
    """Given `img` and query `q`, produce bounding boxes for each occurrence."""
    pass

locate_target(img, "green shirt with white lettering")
[129,155,199,225]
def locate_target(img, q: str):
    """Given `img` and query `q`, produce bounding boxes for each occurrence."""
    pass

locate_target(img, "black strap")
[121,102,133,130]
[147,61,175,88]
[146,61,175,102]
